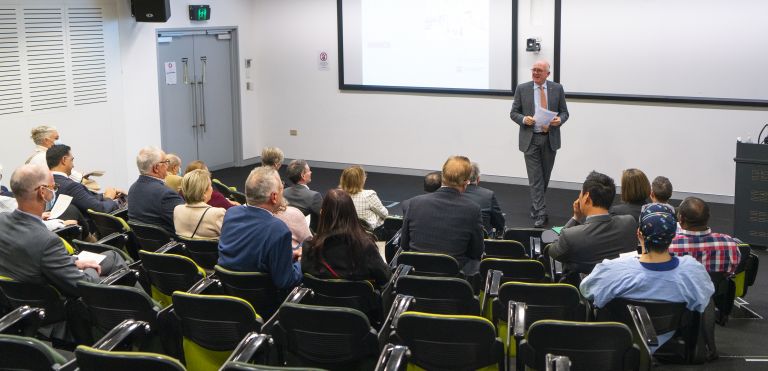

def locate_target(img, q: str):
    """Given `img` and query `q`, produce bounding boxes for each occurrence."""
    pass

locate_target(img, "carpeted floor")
[213,164,764,370]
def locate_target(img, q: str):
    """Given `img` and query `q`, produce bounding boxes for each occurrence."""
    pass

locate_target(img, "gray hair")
[10,164,49,199]
[166,153,181,170]
[469,162,480,183]
[286,159,308,184]
[245,166,280,206]
[136,146,165,175]
[30,125,57,145]
[261,147,284,168]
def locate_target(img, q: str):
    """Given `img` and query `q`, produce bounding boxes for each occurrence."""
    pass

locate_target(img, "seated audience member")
[302,189,391,287]
[1,165,78,230]
[261,146,284,170]
[164,153,183,192]
[340,165,388,230]
[609,168,650,223]
[401,156,484,275]
[174,169,226,239]
[218,166,302,289]
[463,162,505,236]
[185,160,238,209]
[670,197,741,275]
[47,144,123,215]
[423,171,442,193]
[0,164,127,297]
[650,175,675,208]
[274,203,312,249]
[580,203,714,353]
[283,159,322,217]
[27,125,99,190]
[547,171,637,277]
[128,146,185,233]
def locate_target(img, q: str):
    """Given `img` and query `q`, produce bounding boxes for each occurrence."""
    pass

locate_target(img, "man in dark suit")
[510,60,570,228]
[463,162,505,236]
[401,156,484,275]
[0,164,125,297]
[47,144,123,215]
[547,171,637,277]
[127,146,184,233]
[283,159,322,217]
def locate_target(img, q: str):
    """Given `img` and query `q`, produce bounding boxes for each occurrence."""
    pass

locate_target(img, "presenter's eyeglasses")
[531,68,547,73]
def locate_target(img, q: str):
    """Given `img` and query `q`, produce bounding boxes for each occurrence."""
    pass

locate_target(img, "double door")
[157,30,237,169]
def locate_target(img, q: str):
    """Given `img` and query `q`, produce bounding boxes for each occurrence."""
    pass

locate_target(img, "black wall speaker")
[131,0,171,22]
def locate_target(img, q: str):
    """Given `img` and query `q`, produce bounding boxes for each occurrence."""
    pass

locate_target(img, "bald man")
[510,60,570,228]
[0,164,125,297]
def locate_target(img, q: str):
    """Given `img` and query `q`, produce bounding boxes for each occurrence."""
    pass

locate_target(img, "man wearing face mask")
[218,166,302,290]
[0,164,127,297]
[546,171,637,281]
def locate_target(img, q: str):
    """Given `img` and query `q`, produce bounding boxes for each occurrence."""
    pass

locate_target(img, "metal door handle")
[199,56,207,132]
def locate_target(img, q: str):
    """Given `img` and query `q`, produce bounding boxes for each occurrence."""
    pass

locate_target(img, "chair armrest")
[225,332,271,364]
[375,343,411,371]
[388,247,404,269]
[0,306,46,334]
[155,241,184,254]
[627,304,658,352]
[262,287,313,333]
[91,319,151,351]
[100,267,138,286]
[506,300,527,346]
[187,277,221,294]
[391,264,413,289]
[377,294,414,345]
[97,232,128,248]
[545,353,572,371]
[54,225,82,240]
[480,269,503,314]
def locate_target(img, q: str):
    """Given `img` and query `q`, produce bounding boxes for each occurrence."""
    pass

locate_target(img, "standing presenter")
[510,60,569,228]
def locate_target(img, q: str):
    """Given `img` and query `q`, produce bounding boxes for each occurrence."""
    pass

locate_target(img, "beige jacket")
[173,203,225,239]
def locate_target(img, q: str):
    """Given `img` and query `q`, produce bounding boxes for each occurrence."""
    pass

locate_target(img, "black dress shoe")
[533,215,548,228]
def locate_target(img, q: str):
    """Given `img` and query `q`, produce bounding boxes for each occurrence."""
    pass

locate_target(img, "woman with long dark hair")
[301,189,390,287]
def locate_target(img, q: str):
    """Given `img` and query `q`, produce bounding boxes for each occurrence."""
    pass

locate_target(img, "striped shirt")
[669,228,741,275]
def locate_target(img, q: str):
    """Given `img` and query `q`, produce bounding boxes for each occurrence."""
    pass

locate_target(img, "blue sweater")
[218,205,302,289]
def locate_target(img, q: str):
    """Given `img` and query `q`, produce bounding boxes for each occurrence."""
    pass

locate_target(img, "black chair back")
[0,334,68,370]
[77,281,159,333]
[0,277,65,326]
[272,302,380,370]
[395,275,480,315]
[520,320,639,371]
[215,265,281,319]
[302,274,383,327]
[480,258,548,284]
[128,221,173,251]
[483,239,529,259]
[176,236,219,270]
[493,282,587,327]
[396,252,461,278]
[393,312,504,371]
[503,228,545,256]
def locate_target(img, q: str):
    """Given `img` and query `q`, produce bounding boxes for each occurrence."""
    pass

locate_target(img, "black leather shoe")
[533,215,548,228]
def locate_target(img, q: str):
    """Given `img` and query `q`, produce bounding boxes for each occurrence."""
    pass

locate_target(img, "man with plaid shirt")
[669,197,741,274]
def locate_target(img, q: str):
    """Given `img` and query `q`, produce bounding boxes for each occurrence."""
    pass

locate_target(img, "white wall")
[248,0,767,199]
[2,0,763,200]
[116,0,261,182]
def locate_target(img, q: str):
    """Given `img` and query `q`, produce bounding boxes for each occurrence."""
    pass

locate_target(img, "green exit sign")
[189,5,210,21]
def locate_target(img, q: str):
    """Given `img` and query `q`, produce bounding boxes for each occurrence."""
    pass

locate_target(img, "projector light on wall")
[526,38,541,53]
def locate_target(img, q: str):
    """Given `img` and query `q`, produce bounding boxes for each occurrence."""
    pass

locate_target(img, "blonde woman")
[174,169,226,239]
[339,165,388,229]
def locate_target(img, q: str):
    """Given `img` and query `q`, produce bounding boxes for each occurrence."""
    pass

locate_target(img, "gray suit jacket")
[547,213,637,274]
[283,184,322,216]
[400,187,484,270]
[510,80,570,152]
[0,209,99,297]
